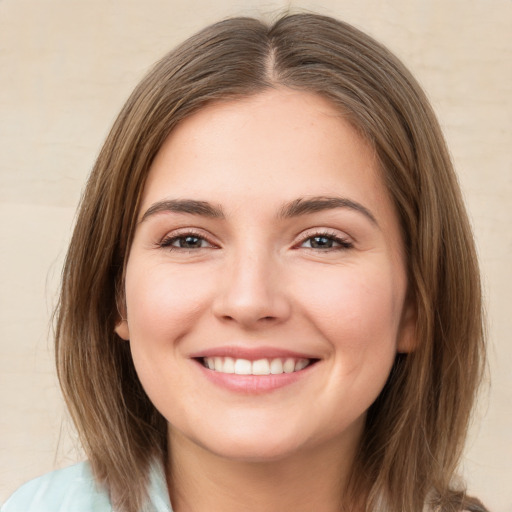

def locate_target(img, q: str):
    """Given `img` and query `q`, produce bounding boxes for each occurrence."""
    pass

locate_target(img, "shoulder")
[1,462,112,512]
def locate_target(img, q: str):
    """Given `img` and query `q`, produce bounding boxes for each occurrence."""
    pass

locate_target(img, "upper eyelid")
[156,227,217,248]
[295,233,353,251]
[161,227,213,239]
[294,227,352,243]
[161,229,216,245]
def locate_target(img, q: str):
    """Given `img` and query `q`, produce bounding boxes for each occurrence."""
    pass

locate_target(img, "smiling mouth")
[199,357,317,375]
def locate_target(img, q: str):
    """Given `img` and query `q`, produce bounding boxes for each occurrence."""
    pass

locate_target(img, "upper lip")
[189,345,320,361]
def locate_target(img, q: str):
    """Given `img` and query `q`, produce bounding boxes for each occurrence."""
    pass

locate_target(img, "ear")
[114,287,130,340]
[115,318,130,341]
[396,297,417,353]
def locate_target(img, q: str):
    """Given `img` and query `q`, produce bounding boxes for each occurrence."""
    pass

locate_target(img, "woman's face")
[116,89,415,462]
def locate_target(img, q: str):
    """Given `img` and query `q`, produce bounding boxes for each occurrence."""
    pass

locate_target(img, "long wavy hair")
[55,13,486,512]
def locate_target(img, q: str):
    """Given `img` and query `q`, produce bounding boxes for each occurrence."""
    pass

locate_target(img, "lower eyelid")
[302,240,352,250]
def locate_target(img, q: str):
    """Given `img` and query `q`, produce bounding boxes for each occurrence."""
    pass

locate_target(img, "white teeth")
[234,359,252,375]
[283,358,295,373]
[252,359,270,375]
[203,357,312,375]
[295,359,309,371]
[223,357,235,374]
[270,358,283,374]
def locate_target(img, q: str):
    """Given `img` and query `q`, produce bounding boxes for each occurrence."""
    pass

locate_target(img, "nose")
[211,249,292,329]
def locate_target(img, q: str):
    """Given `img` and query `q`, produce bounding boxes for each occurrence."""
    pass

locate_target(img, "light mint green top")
[1,461,173,512]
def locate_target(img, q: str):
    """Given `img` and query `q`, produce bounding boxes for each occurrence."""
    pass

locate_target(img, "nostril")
[220,315,275,322]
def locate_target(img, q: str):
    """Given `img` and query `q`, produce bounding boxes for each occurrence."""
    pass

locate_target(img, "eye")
[299,231,353,250]
[159,231,214,251]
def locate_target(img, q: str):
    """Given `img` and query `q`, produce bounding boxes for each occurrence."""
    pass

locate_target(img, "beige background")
[0,0,510,509]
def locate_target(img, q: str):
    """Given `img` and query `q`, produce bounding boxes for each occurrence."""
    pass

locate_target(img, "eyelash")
[159,229,213,251]
[158,229,353,253]
[297,230,353,251]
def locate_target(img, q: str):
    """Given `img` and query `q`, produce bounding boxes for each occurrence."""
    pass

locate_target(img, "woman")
[2,12,487,512]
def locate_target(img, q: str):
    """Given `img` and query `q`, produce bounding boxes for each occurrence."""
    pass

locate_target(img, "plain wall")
[1,0,510,510]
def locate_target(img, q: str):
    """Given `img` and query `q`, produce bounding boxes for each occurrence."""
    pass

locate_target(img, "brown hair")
[55,13,486,512]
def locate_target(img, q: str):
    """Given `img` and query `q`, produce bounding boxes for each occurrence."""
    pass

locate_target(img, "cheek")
[124,263,211,347]
[122,263,213,417]
[297,262,405,365]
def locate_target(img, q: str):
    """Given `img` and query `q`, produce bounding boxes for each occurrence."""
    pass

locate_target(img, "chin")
[183,422,309,463]
[206,438,303,463]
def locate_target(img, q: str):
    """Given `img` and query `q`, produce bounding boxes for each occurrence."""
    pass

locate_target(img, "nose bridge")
[212,241,290,327]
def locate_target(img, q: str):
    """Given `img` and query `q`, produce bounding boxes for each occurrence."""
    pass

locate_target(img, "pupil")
[311,236,332,248]
[181,236,201,248]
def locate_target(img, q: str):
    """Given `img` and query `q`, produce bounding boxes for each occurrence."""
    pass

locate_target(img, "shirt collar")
[142,459,173,512]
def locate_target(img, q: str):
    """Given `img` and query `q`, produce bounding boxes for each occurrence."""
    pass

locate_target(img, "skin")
[116,88,416,511]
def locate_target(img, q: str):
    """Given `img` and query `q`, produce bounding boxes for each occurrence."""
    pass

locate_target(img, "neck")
[166,427,361,512]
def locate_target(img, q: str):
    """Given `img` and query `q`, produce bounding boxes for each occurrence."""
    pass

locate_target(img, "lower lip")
[193,360,317,394]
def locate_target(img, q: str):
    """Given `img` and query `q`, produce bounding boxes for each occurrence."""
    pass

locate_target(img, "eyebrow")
[140,196,377,226]
[140,199,225,223]
[277,196,378,225]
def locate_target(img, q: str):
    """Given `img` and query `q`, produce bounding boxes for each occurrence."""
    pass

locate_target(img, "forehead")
[141,88,394,226]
